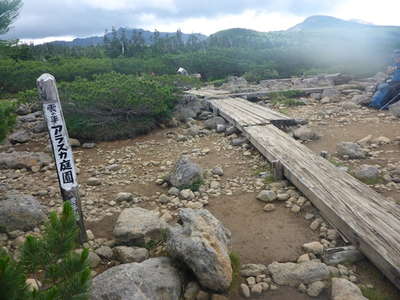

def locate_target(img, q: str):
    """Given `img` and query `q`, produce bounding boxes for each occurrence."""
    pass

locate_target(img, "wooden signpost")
[37,73,88,243]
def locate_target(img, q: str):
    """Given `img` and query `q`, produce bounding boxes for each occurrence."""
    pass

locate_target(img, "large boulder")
[331,278,367,300]
[8,130,31,144]
[167,209,232,293]
[293,127,319,141]
[90,257,183,300]
[337,142,366,159]
[168,156,203,189]
[268,261,330,287]
[0,151,52,170]
[204,116,227,130]
[353,165,380,181]
[113,207,167,245]
[0,192,46,232]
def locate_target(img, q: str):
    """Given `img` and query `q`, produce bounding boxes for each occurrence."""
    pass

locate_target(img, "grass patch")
[268,90,306,107]
[355,176,385,185]
[361,287,391,300]
[144,229,168,251]
[328,158,346,167]
[0,101,16,143]
[180,178,204,192]
[229,252,241,292]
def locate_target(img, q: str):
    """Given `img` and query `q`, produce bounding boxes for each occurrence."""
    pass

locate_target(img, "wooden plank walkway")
[208,97,296,131]
[207,97,400,289]
[187,87,330,99]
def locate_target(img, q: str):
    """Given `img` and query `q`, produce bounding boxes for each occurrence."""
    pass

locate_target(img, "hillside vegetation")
[1,15,400,142]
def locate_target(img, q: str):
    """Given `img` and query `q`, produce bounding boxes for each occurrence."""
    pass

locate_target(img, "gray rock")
[351,95,370,106]
[76,249,101,268]
[0,151,51,170]
[113,246,149,263]
[256,190,277,203]
[225,126,238,136]
[216,124,226,133]
[240,264,268,277]
[337,142,366,159]
[184,281,200,300]
[32,121,47,133]
[307,281,325,297]
[8,130,31,144]
[240,284,251,298]
[87,177,101,186]
[82,142,96,149]
[0,192,46,232]
[231,137,248,146]
[168,155,203,189]
[204,116,226,130]
[113,207,167,245]
[331,278,367,300]
[90,257,183,300]
[17,112,39,123]
[268,261,330,287]
[69,138,81,148]
[303,241,324,255]
[95,246,114,259]
[16,104,31,116]
[211,167,224,176]
[322,88,339,98]
[353,165,380,181]
[167,209,232,293]
[293,127,319,141]
[168,187,180,196]
[115,192,134,202]
[389,101,400,117]
[159,194,171,204]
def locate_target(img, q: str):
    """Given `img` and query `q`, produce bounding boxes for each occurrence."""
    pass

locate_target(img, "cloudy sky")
[3,0,400,44]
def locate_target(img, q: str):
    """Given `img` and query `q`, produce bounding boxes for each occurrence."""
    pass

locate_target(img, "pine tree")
[0,202,91,300]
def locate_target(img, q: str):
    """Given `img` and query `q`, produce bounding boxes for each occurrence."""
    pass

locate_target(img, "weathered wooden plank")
[244,124,400,288]
[185,89,230,99]
[208,97,293,131]
[229,87,329,98]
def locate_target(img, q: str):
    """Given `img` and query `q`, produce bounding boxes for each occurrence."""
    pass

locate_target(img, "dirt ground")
[3,96,400,299]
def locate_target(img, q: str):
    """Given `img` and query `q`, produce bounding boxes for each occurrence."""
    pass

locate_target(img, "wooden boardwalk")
[207,96,400,289]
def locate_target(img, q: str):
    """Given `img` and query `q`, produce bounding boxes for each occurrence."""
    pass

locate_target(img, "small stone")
[297,254,310,263]
[115,192,134,202]
[250,283,263,295]
[259,282,269,291]
[277,193,290,201]
[310,218,322,231]
[168,187,180,196]
[291,205,301,213]
[95,246,114,259]
[211,167,224,176]
[263,204,276,212]
[87,177,101,186]
[69,138,81,147]
[303,241,324,255]
[246,276,256,286]
[113,246,149,263]
[256,190,277,202]
[307,281,325,297]
[180,189,195,200]
[86,229,95,240]
[298,283,307,293]
[240,284,251,298]
[240,264,268,277]
[159,194,170,204]
[82,142,96,149]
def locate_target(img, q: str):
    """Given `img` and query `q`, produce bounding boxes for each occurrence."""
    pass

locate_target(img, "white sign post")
[37,73,87,243]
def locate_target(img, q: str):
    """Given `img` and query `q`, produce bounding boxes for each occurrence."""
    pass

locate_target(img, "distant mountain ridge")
[50,28,207,47]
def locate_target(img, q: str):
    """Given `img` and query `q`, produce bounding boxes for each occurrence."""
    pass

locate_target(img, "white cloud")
[333,0,400,26]
[139,10,304,35]
[81,0,177,12]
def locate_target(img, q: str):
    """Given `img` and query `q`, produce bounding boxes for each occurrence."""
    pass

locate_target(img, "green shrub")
[58,72,177,141]
[0,101,16,142]
[0,202,91,300]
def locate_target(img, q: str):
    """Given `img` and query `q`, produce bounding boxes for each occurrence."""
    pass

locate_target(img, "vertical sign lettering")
[37,73,87,243]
